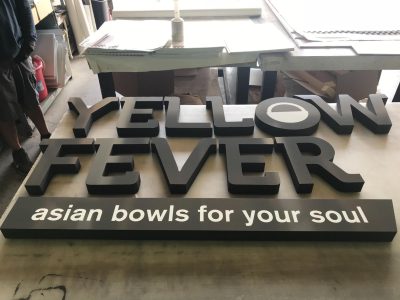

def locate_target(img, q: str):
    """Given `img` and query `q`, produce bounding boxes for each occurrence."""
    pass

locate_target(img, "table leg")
[98,73,116,98]
[393,82,400,102]
[260,71,277,101]
[236,67,250,104]
[90,0,116,98]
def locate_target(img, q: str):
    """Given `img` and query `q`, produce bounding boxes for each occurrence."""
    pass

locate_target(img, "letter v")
[151,138,217,193]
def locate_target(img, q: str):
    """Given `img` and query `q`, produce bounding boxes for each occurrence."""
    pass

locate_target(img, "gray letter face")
[25,139,96,196]
[255,97,321,136]
[68,97,120,137]
[296,94,392,134]
[275,136,364,193]
[206,96,254,136]
[164,97,212,137]
[86,138,150,195]
[117,97,163,137]
[219,138,280,194]
[151,138,217,193]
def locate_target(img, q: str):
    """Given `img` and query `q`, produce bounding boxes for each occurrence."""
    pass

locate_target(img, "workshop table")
[85,1,400,103]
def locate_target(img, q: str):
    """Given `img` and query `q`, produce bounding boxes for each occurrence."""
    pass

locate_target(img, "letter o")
[326,210,342,223]
[129,209,145,222]
[255,97,321,136]
[257,210,273,223]
[208,209,224,222]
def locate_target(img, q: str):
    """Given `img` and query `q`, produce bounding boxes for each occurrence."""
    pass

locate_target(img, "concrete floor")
[0,58,400,299]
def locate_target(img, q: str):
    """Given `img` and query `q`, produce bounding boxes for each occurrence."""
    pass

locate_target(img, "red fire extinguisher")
[32,55,48,102]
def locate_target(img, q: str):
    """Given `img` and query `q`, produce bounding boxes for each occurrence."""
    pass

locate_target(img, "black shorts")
[0,57,39,122]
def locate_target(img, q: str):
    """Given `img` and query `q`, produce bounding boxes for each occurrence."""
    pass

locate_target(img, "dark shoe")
[12,148,33,175]
[40,133,51,141]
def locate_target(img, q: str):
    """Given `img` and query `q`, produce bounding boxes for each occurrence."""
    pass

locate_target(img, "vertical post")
[90,0,116,98]
[236,67,250,104]
[393,82,400,102]
[260,71,277,101]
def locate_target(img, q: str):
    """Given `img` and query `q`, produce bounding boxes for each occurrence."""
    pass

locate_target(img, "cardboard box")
[335,70,381,100]
[31,7,39,25]
[35,0,53,21]
[283,70,381,101]
[112,71,174,97]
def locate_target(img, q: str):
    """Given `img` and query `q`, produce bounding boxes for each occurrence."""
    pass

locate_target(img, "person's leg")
[0,62,20,149]
[16,58,51,139]
[0,120,33,174]
[0,121,21,150]
[25,105,51,138]
[1,61,34,174]
[0,62,25,150]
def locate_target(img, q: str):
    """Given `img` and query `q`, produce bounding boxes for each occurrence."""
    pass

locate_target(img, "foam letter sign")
[164,97,212,137]
[219,138,279,194]
[206,96,254,136]
[68,97,120,137]
[255,97,321,136]
[86,138,150,194]
[117,97,163,137]
[275,136,364,193]
[25,139,96,195]
[151,138,216,193]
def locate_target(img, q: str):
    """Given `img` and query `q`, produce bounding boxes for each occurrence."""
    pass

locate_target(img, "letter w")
[147,209,168,222]
[296,94,391,134]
